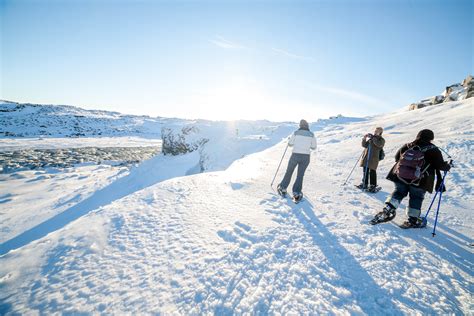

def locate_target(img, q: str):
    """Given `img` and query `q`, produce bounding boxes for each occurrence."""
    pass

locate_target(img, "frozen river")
[0,137,162,173]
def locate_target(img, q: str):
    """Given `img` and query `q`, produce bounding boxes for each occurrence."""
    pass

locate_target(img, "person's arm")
[288,134,295,147]
[372,136,385,148]
[362,136,368,148]
[430,148,451,171]
[311,136,317,150]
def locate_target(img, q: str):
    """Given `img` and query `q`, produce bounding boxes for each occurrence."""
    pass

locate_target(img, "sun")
[195,77,272,121]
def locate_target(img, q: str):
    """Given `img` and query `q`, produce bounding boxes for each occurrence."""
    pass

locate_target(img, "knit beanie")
[416,129,434,141]
[299,119,309,130]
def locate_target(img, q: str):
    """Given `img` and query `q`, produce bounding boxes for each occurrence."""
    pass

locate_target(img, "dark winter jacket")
[360,135,385,170]
[386,139,451,193]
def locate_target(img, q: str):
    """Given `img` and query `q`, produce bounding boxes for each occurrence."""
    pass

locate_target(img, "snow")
[0,99,473,314]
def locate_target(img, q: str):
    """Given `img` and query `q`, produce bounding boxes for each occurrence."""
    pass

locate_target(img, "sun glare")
[197,79,271,121]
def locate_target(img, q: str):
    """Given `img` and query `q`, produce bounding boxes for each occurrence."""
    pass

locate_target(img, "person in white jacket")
[277,119,317,201]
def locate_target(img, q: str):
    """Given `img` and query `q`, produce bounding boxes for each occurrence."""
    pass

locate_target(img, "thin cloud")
[272,47,315,62]
[209,36,246,49]
[307,83,387,106]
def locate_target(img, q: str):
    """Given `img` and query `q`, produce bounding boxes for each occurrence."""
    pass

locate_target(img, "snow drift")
[0,99,473,314]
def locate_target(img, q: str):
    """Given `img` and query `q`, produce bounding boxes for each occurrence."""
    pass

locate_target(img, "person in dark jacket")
[375,129,451,227]
[356,127,385,192]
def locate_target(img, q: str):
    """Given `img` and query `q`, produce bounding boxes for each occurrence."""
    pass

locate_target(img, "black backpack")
[379,148,385,161]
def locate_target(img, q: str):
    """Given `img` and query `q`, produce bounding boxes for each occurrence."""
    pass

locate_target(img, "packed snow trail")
[0,100,473,314]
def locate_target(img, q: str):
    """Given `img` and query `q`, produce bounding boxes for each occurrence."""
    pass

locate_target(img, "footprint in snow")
[217,230,238,243]
[9,173,27,180]
[218,229,251,248]
[319,195,331,203]
[230,182,244,190]
[235,221,251,231]
[26,175,51,182]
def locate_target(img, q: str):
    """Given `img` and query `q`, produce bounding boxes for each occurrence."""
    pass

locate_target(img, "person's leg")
[407,185,426,219]
[279,154,298,190]
[292,154,310,194]
[371,181,409,222]
[370,169,377,187]
[362,168,369,187]
[385,181,409,210]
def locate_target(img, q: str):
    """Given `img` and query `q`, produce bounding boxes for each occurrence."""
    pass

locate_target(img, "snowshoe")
[366,185,382,193]
[292,193,303,204]
[399,217,426,229]
[355,184,381,193]
[369,205,396,225]
[277,185,287,197]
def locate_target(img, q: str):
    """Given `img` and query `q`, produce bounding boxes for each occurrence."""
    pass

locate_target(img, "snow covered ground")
[0,99,473,314]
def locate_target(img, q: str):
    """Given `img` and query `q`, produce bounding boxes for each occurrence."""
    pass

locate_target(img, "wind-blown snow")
[0,99,472,314]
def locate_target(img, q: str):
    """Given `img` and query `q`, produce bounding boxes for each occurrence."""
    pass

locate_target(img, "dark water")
[0,146,161,173]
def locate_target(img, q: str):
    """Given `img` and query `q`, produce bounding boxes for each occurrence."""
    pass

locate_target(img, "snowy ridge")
[0,100,171,137]
[0,99,364,173]
[0,99,473,314]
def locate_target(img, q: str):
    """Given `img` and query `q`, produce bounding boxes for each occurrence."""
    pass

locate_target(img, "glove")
[444,161,452,172]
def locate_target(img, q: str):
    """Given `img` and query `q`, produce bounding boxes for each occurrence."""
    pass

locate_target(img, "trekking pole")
[421,189,440,227]
[342,151,363,186]
[431,170,448,237]
[436,146,453,159]
[270,141,290,190]
[363,142,372,188]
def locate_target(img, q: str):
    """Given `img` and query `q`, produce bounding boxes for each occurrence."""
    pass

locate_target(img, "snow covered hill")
[0,99,294,143]
[0,100,168,137]
[0,100,362,174]
[0,99,473,314]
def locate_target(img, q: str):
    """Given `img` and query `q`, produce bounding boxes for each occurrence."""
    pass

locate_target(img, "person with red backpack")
[370,129,451,227]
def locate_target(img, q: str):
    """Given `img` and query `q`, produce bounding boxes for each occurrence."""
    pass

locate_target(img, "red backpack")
[394,144,436,184]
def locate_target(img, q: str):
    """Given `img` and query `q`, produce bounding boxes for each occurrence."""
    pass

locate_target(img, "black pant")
[363,168,377,186]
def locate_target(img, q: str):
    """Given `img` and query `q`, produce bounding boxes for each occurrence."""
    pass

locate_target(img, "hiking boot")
[382,203,397,221]
[293,192,303,203]
[277,185,287,197]
[369,203,396,225]
[369,203,397,225]
[401,216,424,228]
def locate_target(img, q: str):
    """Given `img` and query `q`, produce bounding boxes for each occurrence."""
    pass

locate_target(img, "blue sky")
[1,0,472,121]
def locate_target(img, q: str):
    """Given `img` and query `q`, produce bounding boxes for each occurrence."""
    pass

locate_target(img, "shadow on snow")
[0,153,197,256]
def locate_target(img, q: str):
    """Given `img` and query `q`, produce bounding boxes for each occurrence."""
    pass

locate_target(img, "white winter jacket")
[288,129,317,155]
